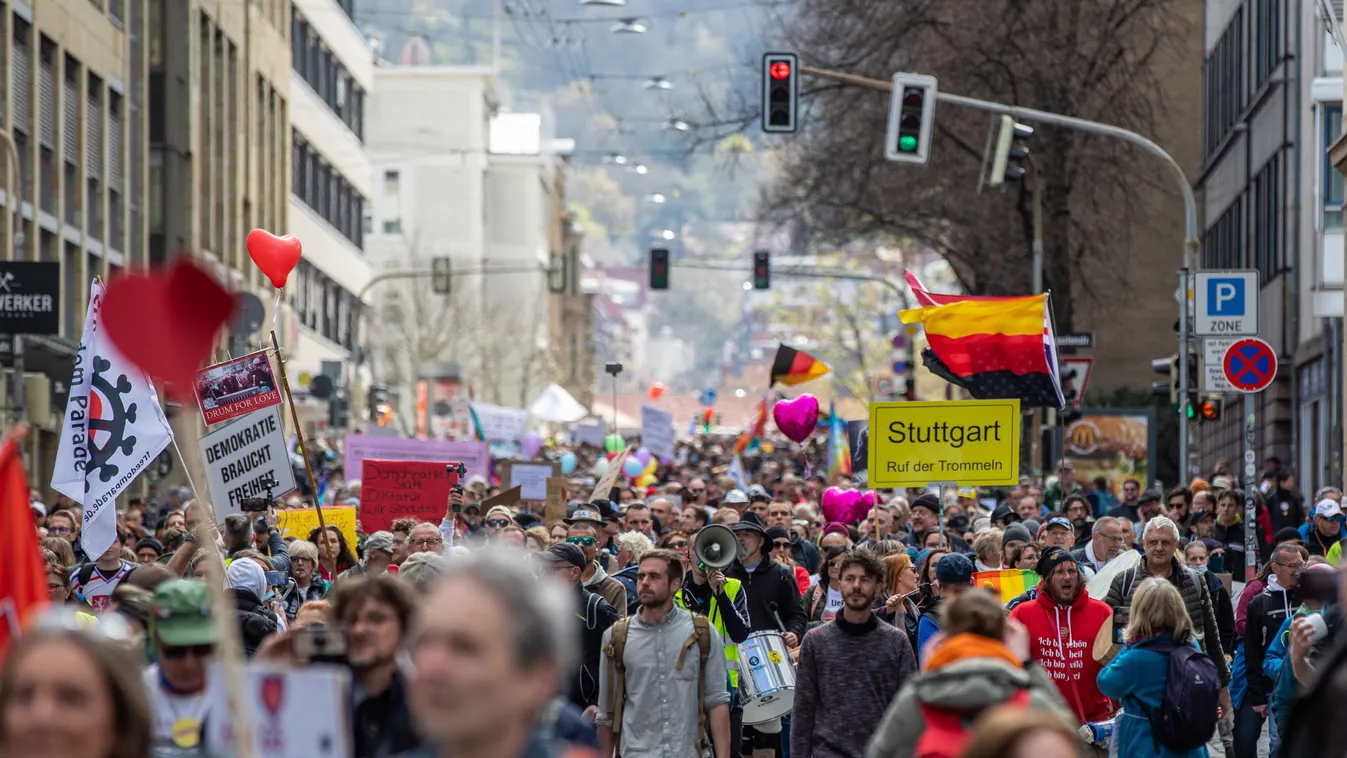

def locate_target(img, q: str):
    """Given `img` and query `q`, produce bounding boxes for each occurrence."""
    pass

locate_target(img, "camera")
[605,361,623,377]
[293,623,348,663]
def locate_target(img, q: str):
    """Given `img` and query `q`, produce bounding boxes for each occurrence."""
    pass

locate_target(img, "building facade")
[0,0,149,484]
[1197,0,1343,492]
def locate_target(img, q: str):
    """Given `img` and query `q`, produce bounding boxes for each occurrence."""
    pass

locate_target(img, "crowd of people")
[10,428,1347,758]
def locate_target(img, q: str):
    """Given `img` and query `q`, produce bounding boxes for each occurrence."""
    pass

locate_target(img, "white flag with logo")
[52,280,174,559]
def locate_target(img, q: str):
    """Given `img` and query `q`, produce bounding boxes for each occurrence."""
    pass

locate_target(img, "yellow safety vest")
[675,578,743,688]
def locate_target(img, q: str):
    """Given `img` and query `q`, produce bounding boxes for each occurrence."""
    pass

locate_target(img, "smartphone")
[1300,569,1339,604]
[263,571,287,587]
[293,623,348,663]
[239,497,270,513]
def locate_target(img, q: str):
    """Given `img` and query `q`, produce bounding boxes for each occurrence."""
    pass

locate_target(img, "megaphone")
[694,524,739,571]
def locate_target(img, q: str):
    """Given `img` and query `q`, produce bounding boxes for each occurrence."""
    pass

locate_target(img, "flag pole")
[268,331,328,536]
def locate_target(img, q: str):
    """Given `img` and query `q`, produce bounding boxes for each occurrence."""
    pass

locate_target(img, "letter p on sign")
[1209,278,1244,316]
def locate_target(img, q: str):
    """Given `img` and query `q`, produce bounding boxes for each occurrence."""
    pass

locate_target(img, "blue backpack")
[1138,637,1220,751]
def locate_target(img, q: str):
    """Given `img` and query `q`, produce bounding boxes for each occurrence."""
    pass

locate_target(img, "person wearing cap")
[482,505,516,541]
[721,488,750,513]
[536,542,619,717]
[1189,508,1218,541]
[339,531,397,583]
[989,501,1020,529]
[726,512,807,644]
[135,536,165,564]
[1300,499,1346,559]
[1043,459,1081,514]
[1041,517,1077,553]
[746,483,771,505]
[1009,547,1115,727]
[565,509,629,617]
[916,553,975,665]
[144,579,218,755]
[903,494,971,553]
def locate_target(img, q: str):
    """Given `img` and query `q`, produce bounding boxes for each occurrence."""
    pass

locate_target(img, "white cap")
[29,502,46,516]
[1315,499,1343,520]
[722,489,749,505]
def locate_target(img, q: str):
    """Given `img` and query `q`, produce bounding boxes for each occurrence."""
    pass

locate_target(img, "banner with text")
[276,505,358,549]
[640,404,675,461]
[345,436,489,484]
[199,407,297,518]
[867,399,1020,488]
[359,459,452,533]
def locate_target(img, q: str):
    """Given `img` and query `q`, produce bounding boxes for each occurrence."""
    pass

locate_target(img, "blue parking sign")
[1194,270,1258,336]
[1206,277,1245,316]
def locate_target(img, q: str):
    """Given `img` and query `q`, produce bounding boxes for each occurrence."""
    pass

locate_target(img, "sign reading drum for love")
[358,459,454,533]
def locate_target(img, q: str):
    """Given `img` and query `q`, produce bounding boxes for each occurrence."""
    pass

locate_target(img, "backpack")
[605,614,712,753]
[1138,638,1220,751]
[913,688,1030,758]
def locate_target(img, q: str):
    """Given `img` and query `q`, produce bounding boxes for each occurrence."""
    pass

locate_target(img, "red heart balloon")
[246,228,302,289]
[102,260,236,391]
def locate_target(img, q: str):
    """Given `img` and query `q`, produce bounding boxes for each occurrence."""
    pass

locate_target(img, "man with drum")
[792,550,916,758]
[726,512,807,757]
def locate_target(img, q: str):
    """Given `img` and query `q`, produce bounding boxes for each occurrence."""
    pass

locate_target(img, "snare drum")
[737,631,795,725]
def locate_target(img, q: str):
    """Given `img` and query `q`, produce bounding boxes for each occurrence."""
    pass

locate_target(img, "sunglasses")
[485,519,512,528]
[667,541,689,549]
[773,541,791,550]
[161,644,215,660]
[567,536,597,546]
[48,526,73,534]
[689,488,707,495]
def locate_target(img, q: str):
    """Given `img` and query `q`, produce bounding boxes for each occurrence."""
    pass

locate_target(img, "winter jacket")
[229,588,280,656]
[610,564,639,615]
[791,564,811,595]
[1299,520,1346,558]
[1266,489,1305,535]
[915,596,944,663]
[1263,605,1322,729]
[1009,582,1115,723]
[570,586,618,710]
[726,557,807,638]
[1098,632,1210,758]
[281,578,329,621]
[1102,557,1230,685]
[792,538,822,575]
[1242,577,1300,708]
[1201,570,1236,656]
[1234,577,1266,636]
[864,633,1075,758]
[875,595,921,654]
[802,582,835,630]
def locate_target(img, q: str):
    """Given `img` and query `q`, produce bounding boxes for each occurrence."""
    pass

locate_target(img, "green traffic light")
[898,135,918,152]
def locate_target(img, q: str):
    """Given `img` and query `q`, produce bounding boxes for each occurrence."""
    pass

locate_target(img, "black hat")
[934,553,975,586]
[946,513,971,534]
[990,502,1020,524]
[1275,527,1303,545]
[765,526,790,543]
[911,493,941,515]
[1188,509,1215,526]
[513,512,541,529]
[135,536,164,555]
[1036,546,1076,579]
[536,542,587,569]
[731,511,768,536]
[1139,489,1163,504]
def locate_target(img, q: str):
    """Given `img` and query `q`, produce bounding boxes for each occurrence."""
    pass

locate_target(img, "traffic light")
[903,376,916,402]
[367,384,391,422]
[432,257,451,295]
[327,395,349,429]
[649,247,670,290]
[885,73,937,164]
[1151,354,1179,405]
[1195,396,1221,421]
[752,251,770,290]
[761,53,798,133]
[988,115,1033,187]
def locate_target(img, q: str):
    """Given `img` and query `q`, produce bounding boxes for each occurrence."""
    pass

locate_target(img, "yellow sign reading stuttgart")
[867,400,1021,487]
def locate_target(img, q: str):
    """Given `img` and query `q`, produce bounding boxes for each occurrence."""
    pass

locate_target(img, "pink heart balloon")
[860,491,876,509]
[773,394,820,444]
[821,487,863,524]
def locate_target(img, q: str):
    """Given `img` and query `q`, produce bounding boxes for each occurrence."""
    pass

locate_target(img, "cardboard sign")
[198,407,297,517]
[482,486,523,510]
[500,460,560,501]
[205,662,351,758]
[194,350,282,425]
[588,446,632,504]
[345,436,489,482]
[276,505,358,550]
[359,459,451,533]
[545,477,568,527]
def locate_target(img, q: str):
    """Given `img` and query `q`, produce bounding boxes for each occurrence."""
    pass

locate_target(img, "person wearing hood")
[1009,547,1115,726]
[864,590,1074,758]
[225,558,281,655]
[1301,499,1346,559]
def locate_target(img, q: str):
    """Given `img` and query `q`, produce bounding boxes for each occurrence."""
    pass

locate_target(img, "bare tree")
[762,0,1194,331]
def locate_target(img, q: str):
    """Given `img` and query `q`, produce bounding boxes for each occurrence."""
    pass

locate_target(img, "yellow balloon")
[636,474,657,488]
[644,458,658,475]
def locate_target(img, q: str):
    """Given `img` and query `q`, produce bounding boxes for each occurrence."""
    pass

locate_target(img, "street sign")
[1056,333,1095,349]
[1194,270,1258,336]
[1202,338,1236,392]
[1058,357,1093,409]
[873,376,896,397]
[1222,338,1277,393]
[867,399,1020,487]
[891,361,907,374]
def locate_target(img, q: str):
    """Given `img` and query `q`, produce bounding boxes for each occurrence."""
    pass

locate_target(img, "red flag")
[0,436,47,653]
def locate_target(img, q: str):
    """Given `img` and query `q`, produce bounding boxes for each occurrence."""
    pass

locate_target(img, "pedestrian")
[961,707,1083,758]
[143,579,218,756]
[1072,516,1125,575]
[865,590,1074,758]
[1237,542,1304,758]
[792,550,918,758]
[535,542,618,718]
[917,553,975,665]
[1098,578,1216,758]
[1300,499,1345,559]
[1261,563,1335,752]
[803,546,848,629]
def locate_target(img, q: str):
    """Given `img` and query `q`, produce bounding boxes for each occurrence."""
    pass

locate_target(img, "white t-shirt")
[70,560,135,613]
[822,587,844,621]
[144,665,213,758]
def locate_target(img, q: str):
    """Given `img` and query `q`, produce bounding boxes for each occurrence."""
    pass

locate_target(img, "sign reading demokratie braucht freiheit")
[866,399,1021,488]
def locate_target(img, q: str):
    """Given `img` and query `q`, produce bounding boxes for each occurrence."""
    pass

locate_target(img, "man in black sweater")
[536,542,617,717]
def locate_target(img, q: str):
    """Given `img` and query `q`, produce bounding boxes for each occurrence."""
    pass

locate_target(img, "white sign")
[640,404,676,460]
[470,402,529,442]
[1194,270,1258,336]
[198,407,297,517]
[508,463,555,501]
[205,662,351,758]
[1202,338,1236,392]
[572,421,607,448]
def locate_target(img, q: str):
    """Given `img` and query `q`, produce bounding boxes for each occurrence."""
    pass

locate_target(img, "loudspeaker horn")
[694,524,739,570]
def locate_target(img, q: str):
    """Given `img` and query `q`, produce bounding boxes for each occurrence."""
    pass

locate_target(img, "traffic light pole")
[799,64,1201,475]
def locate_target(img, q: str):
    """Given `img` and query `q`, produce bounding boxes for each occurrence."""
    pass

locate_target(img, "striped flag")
[973,569,1041,605]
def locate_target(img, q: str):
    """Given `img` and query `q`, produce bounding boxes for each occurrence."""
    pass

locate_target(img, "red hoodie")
[1009,580,1115,723]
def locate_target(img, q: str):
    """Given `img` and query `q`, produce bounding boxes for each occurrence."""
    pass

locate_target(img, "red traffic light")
[769,61,792,80]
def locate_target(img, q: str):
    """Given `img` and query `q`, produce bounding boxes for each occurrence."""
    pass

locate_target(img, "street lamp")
[665,119,691,132]
[610,19,647,34]
[646,193,666,204]
[581,0,625,5]
[603,153,628,165]
[644,77,673,90]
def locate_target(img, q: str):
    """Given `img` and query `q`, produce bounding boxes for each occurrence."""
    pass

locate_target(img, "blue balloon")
[699,389,717,407]
[622,456,645,478]
[560,451,578,475]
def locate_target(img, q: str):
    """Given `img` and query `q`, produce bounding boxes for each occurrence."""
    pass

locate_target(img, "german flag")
[899,293,1065,408]
[769,345,830,387]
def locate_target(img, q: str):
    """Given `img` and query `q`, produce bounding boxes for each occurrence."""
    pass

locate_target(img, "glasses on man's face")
[1277,561,1306,572]
[567,536,597,547]
[161,644,215,660]
[1168,501,1186,509]
[689,488,706,496]
[485,519,512,528]
[667,541,689,550]
[410,537,443,548]
[46,582,65,592]
[49,526,72,534]
[772,541,791,551]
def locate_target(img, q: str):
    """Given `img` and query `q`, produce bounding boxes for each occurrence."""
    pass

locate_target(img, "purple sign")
[345,436,490,485]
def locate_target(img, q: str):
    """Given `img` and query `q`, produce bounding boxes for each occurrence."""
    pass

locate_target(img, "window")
[1252,153,1283,283]
[1325,105,1343,229]
[290,11,365,141]
[291,135,366,249]
[1203,195,1245,269]
[1204,9,1245,158]
[382,170,402,234]
[1253,0,1281,90]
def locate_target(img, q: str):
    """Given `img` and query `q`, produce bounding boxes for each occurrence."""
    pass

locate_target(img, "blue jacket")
[1298,521,1346,556]
[1098,633,1210,758]
[1262,605,1321,721]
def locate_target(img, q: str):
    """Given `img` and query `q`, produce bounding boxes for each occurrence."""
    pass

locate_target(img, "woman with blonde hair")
[523,525,550,553]
[878,552,920,650]
[1099,577,1214,757]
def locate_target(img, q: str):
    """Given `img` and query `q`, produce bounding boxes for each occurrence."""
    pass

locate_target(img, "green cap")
[151,579,218,647]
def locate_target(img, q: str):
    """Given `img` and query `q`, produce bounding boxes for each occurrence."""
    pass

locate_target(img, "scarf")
[924,632,1023,672]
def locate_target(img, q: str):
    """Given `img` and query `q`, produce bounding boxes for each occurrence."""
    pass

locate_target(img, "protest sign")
[545,477,568,527]
[640,404,675,460]
[482,486,523,510]
[588,446,632,504]
[471,402,529,442]
[277,506,358,549]
[345,436,489,483]
[194,350,282,425]
[358,459,451,533]
[572,422,606,448]
[198,407,297,518]
[205,662,351,758]
[499,460,560,501]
